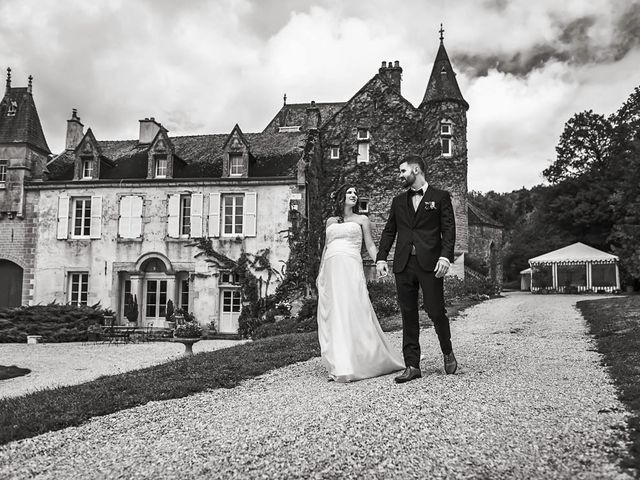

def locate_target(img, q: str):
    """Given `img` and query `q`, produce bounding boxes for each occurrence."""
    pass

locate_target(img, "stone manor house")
[0,36,502,334]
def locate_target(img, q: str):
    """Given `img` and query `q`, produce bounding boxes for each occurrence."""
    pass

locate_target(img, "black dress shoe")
[444,352,457,374]
[394,366,422,384]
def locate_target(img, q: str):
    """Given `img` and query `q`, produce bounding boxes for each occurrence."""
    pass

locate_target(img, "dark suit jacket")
[376,186,456,273]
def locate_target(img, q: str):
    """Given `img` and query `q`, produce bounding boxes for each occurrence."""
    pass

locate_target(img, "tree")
[543,110,614,183]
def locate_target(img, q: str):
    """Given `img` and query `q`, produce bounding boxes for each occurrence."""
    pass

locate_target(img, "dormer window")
[7,101,17,116]
[155,154,168,178]
[81,157,93,179]
[440,120,453,158]
[229,154,243,176]
[330,147,340,159]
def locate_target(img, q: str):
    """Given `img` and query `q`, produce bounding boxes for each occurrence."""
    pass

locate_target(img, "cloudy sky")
[2,0,639,192]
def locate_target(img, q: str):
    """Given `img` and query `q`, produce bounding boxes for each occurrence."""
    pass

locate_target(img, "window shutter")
[118,196,132,238]
[208,193,221,237]
[57,195,69,239]
[89,196,102,239]
[191,193,203,237]
[167,194,180,238]
[130,196,143,238]
[244,192,257,237]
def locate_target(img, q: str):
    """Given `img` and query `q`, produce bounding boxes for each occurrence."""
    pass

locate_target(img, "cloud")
[0,0,638,193]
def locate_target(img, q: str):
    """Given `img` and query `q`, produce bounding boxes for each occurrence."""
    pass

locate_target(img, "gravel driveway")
[0,292,634,479]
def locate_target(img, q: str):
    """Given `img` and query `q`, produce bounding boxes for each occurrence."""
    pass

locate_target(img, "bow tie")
[409,189,423,197]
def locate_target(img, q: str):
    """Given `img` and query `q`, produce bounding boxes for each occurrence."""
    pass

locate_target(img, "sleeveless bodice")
[325,222,362,259]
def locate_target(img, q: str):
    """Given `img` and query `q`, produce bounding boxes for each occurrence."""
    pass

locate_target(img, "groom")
[376,154,457,383]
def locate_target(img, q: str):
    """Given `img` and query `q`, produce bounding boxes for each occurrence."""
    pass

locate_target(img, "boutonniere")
[424,201,437,211]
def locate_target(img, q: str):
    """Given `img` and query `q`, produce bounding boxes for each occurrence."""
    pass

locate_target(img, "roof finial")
[283,93,287,106]
[6,67,11,92]
[27,75,33,93]
[439,23,445,43]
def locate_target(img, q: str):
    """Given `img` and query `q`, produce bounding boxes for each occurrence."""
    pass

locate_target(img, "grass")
[0,297,481,446]
[0,333,320,446]
[577,295,640,474]
[0,365,31,381]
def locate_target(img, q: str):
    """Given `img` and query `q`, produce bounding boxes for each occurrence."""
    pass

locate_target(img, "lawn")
[577,295,640,474]
[0,297,481,446]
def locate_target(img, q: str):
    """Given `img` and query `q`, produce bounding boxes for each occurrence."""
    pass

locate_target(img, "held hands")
[434,258,449,278]
[376,261,389,279]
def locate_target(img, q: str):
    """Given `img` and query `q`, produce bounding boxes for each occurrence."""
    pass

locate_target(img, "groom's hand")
[434,258,450,278]
[376,260,388,279]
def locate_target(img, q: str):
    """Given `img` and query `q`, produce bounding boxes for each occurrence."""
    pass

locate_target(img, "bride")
[316,185,404,382]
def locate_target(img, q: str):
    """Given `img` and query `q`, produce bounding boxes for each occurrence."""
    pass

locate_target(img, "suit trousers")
[394,256,452,368]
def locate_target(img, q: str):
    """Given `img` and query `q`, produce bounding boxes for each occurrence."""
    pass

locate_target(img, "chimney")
[27,75,33,94]
[378,59,403,95]
[5,67,11,93]
[306,100,320,130]
[65,108,84,151]
[139,117,162,144]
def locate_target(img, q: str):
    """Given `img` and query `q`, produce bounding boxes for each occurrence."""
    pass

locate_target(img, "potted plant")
[173,313,203,356]
[124,294,138,325]
[166,299,175,328]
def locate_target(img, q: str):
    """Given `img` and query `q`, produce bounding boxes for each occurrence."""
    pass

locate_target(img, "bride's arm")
[361,216,378,261]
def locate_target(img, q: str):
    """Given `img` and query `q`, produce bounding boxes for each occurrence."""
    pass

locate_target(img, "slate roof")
[263,102,346,133]
[0,87,51,153]
[467,201,503,228]
[47,130,307,181]
[529,242,618,264]
[420,42,469,110]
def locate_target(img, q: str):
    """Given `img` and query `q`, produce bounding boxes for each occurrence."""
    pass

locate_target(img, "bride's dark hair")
[330,184,359,223]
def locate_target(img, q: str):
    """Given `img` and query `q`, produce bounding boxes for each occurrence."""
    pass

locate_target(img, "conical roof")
[0,84,50,154]
[420,41,468,110]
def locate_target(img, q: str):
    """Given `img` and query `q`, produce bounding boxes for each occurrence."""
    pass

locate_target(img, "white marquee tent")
[528,242,620,293]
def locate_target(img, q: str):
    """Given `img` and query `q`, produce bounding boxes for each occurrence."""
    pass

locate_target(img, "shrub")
[296,297,318,321]
[0,303,108,343]
[444,276,467,301]
[367,279,400,318]
[465,275,500,296]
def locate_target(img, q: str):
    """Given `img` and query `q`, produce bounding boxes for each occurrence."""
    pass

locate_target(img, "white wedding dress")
[316,222,404,382]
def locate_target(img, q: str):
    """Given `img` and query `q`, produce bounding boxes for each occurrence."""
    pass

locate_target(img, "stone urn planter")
[172,336,202,356]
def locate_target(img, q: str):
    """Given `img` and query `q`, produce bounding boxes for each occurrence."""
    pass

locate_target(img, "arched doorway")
[0,260,23,307]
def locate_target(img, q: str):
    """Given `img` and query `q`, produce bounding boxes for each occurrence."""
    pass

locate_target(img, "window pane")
[592,264,617,287]
[557,264,586,287]
[442,138,451,155]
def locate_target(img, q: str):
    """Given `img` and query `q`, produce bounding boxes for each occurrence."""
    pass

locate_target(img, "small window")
[441,138,452,157]
[180,195,191,236]
[221,272,240,284]
[7,100,17,116]
[229,154,243,176]
[68,272,89,306]
[330,147,340,159]
[357,129,370,140]
[0,159,7,186]
[72,197,92,238]
[222,194,244,235]
[358,199,369,213]
[440,120,453,157]
[357,142,370,163]
[155,155,168,177]
[81,158,93,179]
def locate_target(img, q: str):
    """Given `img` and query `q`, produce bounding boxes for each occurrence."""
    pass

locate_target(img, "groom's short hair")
[400,154,426,174]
